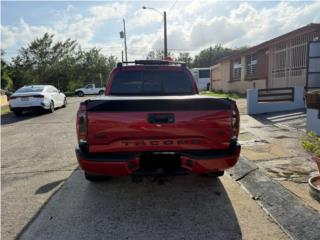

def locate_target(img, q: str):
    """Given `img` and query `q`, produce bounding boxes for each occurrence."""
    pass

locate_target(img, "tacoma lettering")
[122,139,204,146]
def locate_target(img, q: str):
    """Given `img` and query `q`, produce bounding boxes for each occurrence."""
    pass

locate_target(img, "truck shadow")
[83,175,243,239]
[20,172,242,240]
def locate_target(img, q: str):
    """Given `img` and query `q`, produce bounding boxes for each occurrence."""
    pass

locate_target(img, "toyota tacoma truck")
[75,60,240,182]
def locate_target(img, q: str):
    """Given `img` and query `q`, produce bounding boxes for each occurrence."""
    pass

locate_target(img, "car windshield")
[110,70,194,95]
[15,86,44,93]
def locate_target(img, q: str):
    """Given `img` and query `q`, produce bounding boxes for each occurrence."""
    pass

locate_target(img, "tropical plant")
[302,131,320,157]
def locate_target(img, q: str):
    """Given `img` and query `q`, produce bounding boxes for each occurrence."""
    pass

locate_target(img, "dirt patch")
[257,157,317,183]
[239,132,256,141]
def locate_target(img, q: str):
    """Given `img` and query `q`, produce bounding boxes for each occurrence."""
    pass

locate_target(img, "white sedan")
[9,85,67,116]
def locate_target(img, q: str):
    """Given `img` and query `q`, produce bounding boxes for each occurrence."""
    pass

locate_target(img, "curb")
[228,156,320,240]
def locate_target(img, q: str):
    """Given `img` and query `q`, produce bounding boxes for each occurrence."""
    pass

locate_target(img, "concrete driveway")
[1,97,82,240]
[1,97,287,240]
[19,172,287,240]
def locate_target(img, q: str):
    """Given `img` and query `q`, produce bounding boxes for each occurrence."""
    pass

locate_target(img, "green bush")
[64,92,75,97]
[301,131,320,157]
[67,80,81,92]
[200,90,244,99]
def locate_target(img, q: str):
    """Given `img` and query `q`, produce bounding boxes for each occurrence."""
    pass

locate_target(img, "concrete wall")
[219,60,231,92]
[211,64,222,91]
[247,86,305,115]
[227,79,266,94]
[1,95,8,107]
[307,108,320,135]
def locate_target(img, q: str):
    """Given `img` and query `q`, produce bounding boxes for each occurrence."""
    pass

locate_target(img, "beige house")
[211,23,320,94]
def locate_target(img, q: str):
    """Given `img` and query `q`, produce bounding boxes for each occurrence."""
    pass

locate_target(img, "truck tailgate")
[85,96,234,153]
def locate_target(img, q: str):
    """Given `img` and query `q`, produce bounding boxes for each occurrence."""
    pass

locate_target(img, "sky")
[1,0,320,61]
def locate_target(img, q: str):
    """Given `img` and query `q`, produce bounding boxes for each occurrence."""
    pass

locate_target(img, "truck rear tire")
[99,90,104,95]
[202,171,224,178]
[84,172,111,182]
[13,110,23,116]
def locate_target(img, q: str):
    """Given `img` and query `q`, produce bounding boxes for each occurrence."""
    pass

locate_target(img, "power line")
[2,47,200,52]
[168,0,178,11]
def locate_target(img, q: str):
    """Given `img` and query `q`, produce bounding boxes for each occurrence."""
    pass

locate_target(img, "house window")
[246,54,257,77]
[232,58,241,81]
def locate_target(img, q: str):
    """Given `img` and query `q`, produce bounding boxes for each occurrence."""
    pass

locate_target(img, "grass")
[1,105,11,115]
[200,90,245,99]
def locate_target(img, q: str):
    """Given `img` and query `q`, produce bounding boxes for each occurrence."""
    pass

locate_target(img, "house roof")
[218,23,320,62]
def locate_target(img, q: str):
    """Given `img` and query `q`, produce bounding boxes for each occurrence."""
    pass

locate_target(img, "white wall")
[247,86,305,115]
[307,108,320,135]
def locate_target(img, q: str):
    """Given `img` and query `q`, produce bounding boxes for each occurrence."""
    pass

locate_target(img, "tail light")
[9,96,18,100]
[231,101,240,141]
[77,102,88,147]
[10,95,44,99]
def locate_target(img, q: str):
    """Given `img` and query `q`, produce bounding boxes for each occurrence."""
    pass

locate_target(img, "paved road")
[2,97,287,240]
[1,97,84,240]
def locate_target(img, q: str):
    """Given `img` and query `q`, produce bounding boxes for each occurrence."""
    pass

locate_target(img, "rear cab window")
[110,69,195,95]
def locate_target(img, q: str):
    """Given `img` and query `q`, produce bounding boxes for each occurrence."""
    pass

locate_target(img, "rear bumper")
[9,99,51,111]
[9,104,49,112]
[10,106,47,112]
[75,144,241,176]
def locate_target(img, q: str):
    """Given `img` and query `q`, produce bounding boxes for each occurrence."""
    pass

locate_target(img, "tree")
[145,45,242,69]
[8,33,117,91]
[192,45,235,68]
[10,33,78,89]
[75,48,117,88]
[146,50,173,60]
[176,52,193,68]
[1,50,13,90]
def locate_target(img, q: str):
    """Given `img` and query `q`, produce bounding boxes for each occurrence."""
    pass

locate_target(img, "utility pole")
[121,50,124,63]
[123,19,128,62]
[164,11,167,58]
[120,19,128,62]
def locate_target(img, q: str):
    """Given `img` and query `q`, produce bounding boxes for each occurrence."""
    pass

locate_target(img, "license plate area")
[21,97,29,101]
[139,153,181,172]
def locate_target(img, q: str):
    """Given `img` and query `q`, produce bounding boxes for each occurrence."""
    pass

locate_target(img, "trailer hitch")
[131,168,176,185]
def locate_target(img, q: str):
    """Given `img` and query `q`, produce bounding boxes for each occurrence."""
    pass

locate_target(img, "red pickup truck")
[76,60,240,182]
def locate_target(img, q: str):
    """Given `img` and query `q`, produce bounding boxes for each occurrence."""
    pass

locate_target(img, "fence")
[247,86,305,115]
[258,87,294,102]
